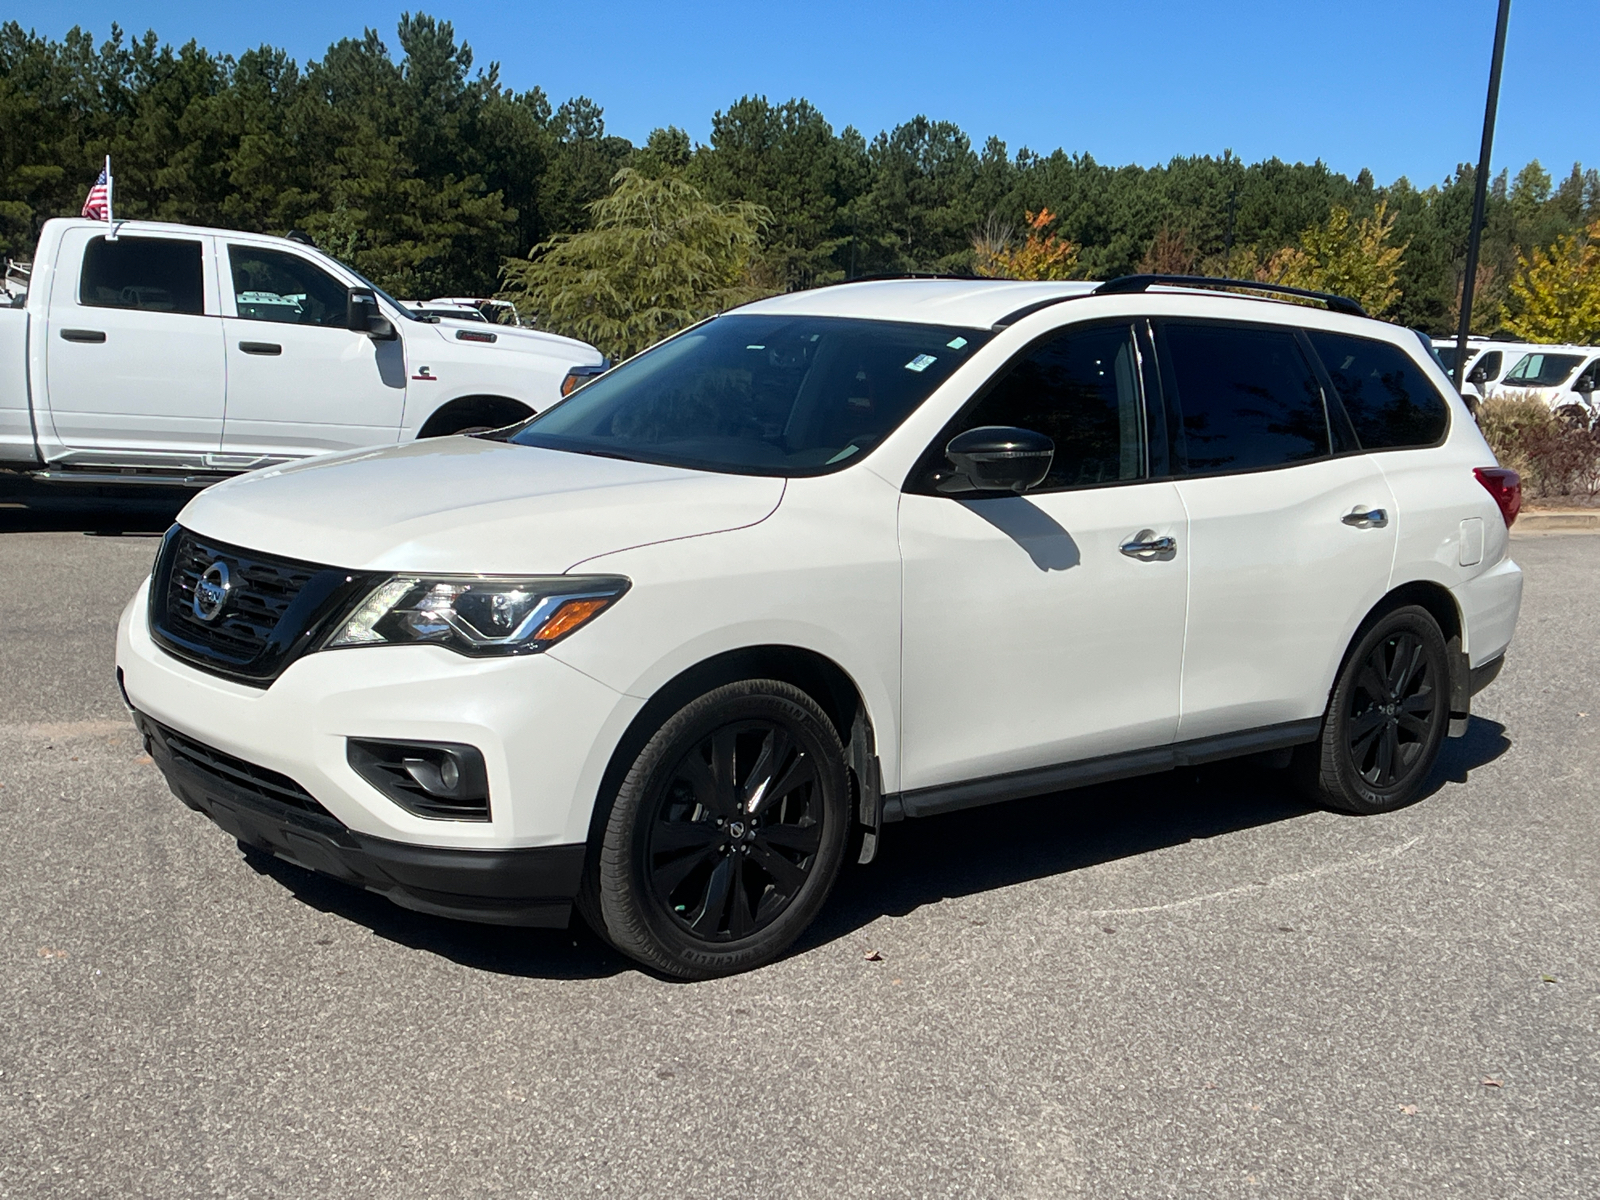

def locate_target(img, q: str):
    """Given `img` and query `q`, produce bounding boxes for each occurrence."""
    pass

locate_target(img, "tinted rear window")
[79,236,204,314]
[1307,331,1449,449]
[1157,322,1330,474]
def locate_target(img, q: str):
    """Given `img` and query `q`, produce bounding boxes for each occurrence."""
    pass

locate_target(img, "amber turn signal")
[533,598,612,642]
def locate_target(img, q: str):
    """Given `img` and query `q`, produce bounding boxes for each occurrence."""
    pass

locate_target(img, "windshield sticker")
[946,336,968,350]
[746,344,766,350]
[905,354,938,373]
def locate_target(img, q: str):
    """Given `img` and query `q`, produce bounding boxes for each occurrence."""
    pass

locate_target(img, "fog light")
[347,738,490,821]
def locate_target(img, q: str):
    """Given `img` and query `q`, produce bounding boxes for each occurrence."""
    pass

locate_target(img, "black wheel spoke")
[749,841,808,894]
[1348,709,1386,741]
[741,727,793,814]
[1400,692,1434,715]
[1357,663,1389,703]
[1394,639,1425,696]
[754,821,821,855]
[1351,722,1383,764]
[1397,713,1430,737]
[1376,723,1397,783]
[654,841,720,896]
[725,858,756,939]
[709,728,741,816]
[689,855,735,936]
[652,819,720,856]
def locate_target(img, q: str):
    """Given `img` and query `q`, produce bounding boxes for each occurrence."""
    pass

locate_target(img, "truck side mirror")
[347,288,396,340]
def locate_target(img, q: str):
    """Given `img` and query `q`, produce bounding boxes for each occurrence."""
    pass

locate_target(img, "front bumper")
[135,709,584,926]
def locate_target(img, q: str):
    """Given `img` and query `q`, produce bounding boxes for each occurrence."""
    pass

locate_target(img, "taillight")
[1474,466,1521,528]
[560,363,608,397]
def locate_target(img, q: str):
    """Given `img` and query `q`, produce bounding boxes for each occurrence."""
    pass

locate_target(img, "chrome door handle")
[1120,531,1177,558]
[1342,508,1388,528]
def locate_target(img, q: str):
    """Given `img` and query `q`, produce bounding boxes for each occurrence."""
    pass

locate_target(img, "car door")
[44,227,225,462]
[219,243,406,462]
[898,320,1188,793]
[1152,319,1398,742]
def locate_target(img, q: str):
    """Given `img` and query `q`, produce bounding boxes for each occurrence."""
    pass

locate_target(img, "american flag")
[81,167,109,220]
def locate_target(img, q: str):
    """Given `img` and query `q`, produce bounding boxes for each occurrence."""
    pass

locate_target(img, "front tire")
[595,680,850,979]
[1296,605,1450,814]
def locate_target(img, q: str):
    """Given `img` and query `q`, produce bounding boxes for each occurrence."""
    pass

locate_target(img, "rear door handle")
[1120,531,1177,558]
[239,341,282,356]
[1342,507,1388,528]
[59,328,106,343]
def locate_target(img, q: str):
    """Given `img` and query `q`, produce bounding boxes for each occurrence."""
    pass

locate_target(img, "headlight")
[326,575,630,656]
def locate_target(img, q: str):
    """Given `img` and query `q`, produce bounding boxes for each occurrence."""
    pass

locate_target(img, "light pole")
[1453,0,1513,393]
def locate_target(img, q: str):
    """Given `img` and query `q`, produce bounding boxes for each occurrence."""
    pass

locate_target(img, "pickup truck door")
[218,243,406,462]
[44,227,226,462]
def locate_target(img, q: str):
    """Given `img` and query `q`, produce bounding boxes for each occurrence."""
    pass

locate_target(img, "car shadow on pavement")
[799,715,1512,955]
[238,846,632,980]
[0,472,189,534]
[236,717,1510,979]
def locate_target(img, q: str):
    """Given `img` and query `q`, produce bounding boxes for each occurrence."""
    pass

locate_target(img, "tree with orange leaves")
[972,209,1080,280]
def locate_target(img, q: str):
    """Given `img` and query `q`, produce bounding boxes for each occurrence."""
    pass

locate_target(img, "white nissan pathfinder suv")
[116,275,1525,978]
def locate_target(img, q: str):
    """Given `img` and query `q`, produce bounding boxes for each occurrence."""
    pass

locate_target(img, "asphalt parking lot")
[1,480,1596,1199]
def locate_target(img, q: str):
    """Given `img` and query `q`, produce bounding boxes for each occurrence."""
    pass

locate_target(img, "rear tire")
[1296,605,1450,815]
[595,680,850,979]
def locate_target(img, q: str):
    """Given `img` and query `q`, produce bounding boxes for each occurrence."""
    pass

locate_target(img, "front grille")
[149,526,374,685]
[145,718,337,822]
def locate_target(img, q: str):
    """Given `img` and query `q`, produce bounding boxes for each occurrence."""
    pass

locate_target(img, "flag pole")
[1452,0,1512,394]
[104,154,117,241]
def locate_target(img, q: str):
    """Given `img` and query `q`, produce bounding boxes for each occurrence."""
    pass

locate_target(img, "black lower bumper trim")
[134,711,583,927]
[1469,653,1505,697]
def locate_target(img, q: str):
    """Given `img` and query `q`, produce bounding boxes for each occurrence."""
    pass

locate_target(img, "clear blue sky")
[23,0,1598,188]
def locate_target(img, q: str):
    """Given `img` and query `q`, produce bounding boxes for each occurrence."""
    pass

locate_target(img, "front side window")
[507,314,990,476]
[79,236,204,314]
[941,323,1144,490]
[1571,359,1599,393]
[1156,321,1329,474]
[229,246,349,327]
[1307,330,1449,449]
[1503,352,1584,387]
[1467,350,1502,384]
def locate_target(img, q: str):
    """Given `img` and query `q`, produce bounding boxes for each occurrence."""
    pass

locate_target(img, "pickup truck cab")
[0,218,603,483]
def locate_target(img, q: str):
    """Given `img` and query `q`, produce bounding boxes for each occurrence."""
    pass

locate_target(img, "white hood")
[179,437,785,574]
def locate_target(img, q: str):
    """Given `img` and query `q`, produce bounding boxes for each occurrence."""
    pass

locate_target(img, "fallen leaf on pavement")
[863,949,883,962]
[1482,1077,1503,1088]
[1540,974,1557,983]
[134,754,153,765]
[1399,1104,1418,1115]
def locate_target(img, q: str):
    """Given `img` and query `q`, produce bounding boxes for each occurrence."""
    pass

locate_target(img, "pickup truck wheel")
[596,680,849,979]
[1296,605,1449,815]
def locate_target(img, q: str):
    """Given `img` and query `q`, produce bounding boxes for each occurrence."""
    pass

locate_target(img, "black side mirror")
[347,287,396,340]
[937,425,1054,495]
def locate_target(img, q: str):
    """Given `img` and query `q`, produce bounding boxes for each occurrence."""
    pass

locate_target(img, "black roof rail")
[1093,274,1368,318]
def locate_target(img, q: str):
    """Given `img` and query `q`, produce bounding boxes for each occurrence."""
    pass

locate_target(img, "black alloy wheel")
[1297,605,1450,814]
[648,721,824,941]
[1346,630,1437,789]
[593,679,851,978]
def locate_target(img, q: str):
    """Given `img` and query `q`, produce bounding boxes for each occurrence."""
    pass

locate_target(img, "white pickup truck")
[0,218,605,483]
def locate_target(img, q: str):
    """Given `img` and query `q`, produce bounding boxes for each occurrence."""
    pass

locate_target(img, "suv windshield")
[1504,352,1583,387]
[506,314,990,475]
